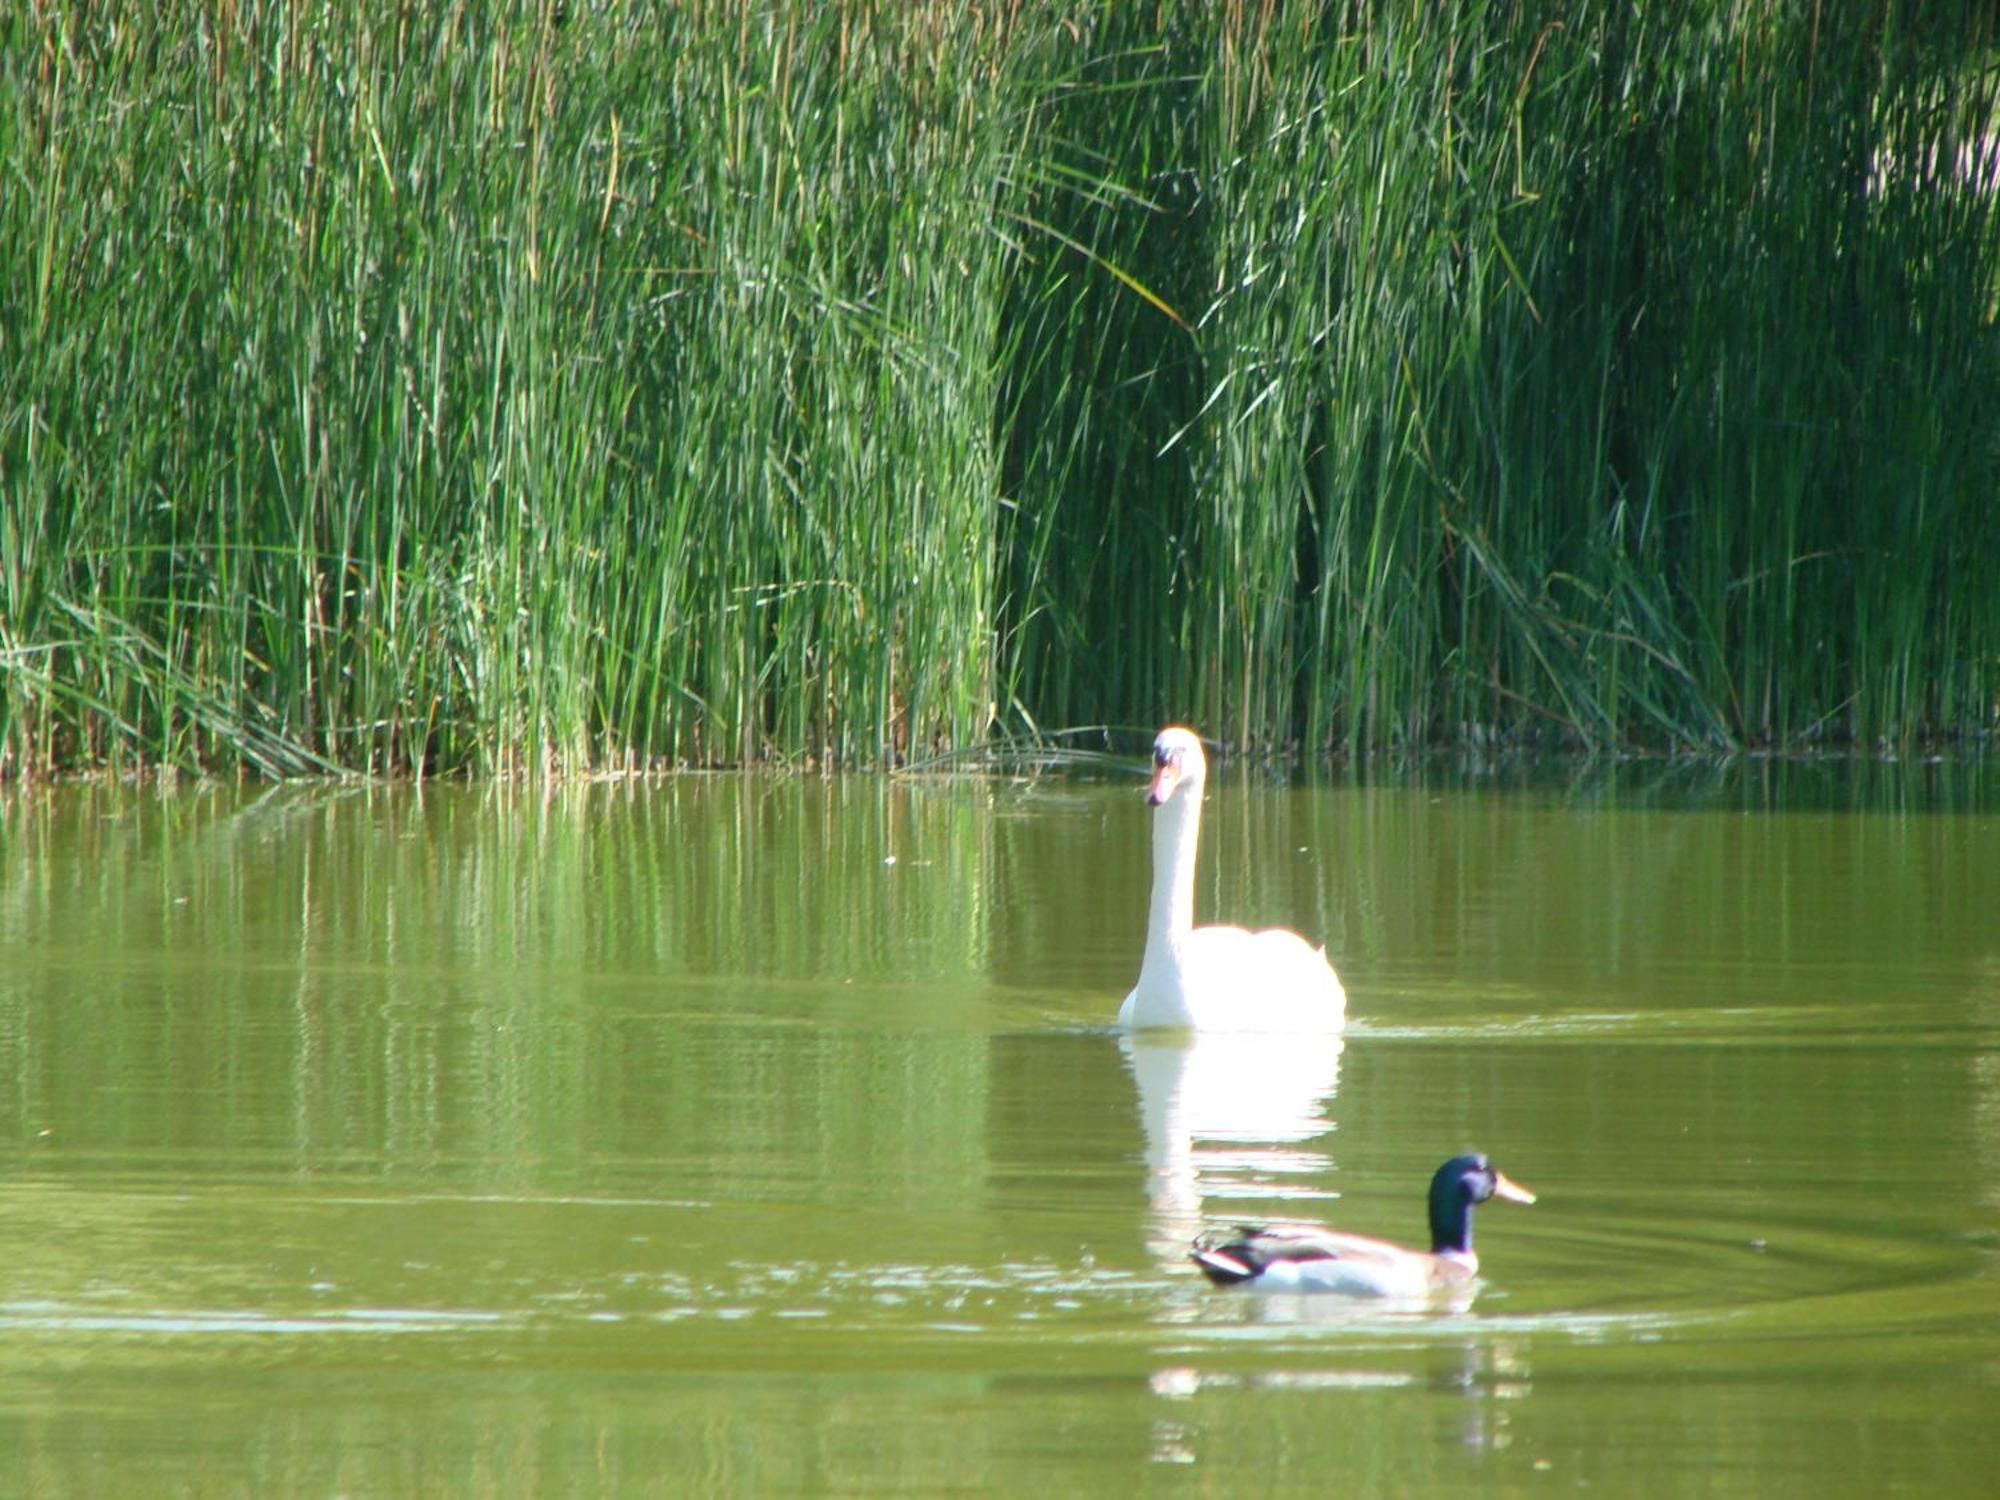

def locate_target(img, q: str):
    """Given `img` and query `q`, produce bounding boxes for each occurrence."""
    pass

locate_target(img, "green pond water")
[1,760,1996,1496]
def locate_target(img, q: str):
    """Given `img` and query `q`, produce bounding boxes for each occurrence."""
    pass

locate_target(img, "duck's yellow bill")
[1493,1172,1537,1205]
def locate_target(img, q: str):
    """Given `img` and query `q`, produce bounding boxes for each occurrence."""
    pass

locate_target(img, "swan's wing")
[1178,926,1346,1029]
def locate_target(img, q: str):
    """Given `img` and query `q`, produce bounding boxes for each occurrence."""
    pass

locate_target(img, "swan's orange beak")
[1492,1172,1537,1205]
[1146,755,1183,806]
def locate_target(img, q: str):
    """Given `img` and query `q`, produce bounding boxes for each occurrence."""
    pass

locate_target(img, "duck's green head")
[1428,1153,1536,1255]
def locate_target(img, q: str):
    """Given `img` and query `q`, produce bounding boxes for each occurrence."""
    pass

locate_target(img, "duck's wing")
[1191,1222,1380,1278]
[1191,1223,1449,1295]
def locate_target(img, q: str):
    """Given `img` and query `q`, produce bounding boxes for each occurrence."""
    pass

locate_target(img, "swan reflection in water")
[1119,1026,1345,1261]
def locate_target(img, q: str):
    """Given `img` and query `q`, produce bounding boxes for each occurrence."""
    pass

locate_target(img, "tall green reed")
[1071,0,2000,753]
[1,3,1993,775]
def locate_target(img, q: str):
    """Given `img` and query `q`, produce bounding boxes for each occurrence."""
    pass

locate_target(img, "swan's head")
[1146,726,1208,807]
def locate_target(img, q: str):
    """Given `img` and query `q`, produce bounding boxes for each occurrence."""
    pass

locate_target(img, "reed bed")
[2,2,1995,776]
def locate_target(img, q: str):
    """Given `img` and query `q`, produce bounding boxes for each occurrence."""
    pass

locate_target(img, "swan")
[1190,1154,1536,1296]
[1116,726,1346,1031]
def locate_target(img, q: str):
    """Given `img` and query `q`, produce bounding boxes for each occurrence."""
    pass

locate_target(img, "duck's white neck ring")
[1433,1247,1480,1276]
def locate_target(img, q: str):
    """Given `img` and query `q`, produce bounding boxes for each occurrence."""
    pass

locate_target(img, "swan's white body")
[1117,727,1345,1032]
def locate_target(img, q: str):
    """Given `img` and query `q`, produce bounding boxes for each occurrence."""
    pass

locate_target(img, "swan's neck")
[1143,787,1201,975]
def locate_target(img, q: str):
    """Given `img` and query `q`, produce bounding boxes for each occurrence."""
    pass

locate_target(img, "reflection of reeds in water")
[0,780,1003,1204]
[1975,1017,2000,1214]
[1120,1029,1343,1261]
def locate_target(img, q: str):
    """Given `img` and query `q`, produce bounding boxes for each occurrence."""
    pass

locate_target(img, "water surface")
[1,762,1996,1495]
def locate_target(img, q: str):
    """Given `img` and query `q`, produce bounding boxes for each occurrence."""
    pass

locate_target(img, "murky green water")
[1,762,1996,1496]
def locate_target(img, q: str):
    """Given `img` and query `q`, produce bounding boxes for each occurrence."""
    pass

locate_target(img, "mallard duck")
[1117,726,1346,1032]
[1190,1154,1536,1296]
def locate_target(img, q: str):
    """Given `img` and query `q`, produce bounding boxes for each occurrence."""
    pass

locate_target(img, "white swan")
[1117,726,1346,1031]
